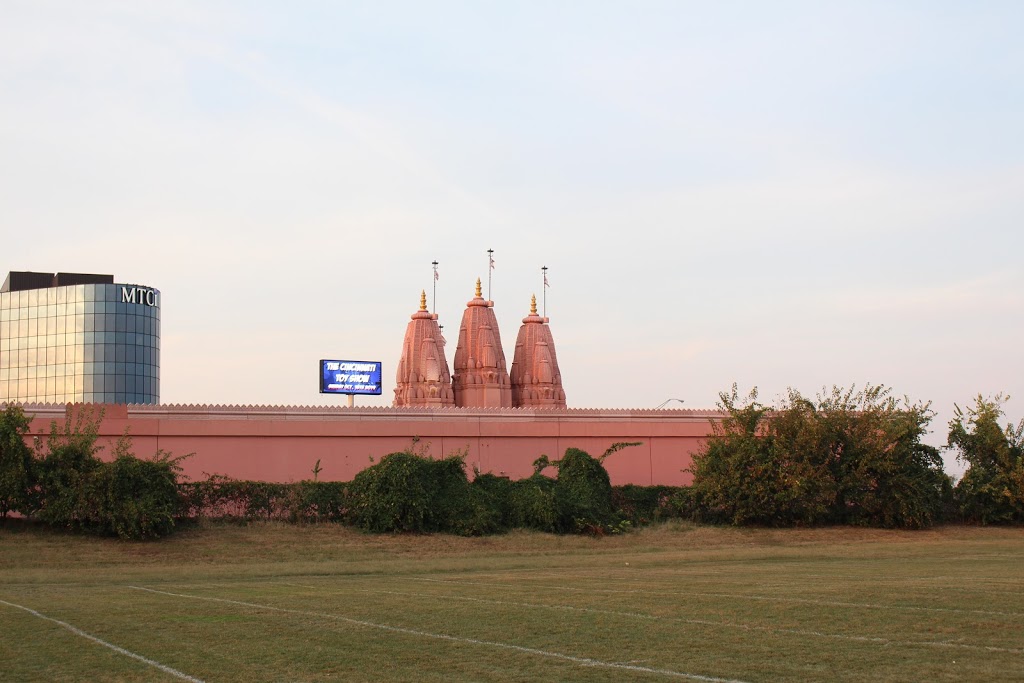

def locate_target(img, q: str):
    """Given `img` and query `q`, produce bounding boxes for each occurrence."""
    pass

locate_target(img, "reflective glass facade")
[0,283,160,404]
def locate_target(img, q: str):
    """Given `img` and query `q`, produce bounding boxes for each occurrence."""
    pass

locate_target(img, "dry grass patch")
[2,521,1023,682]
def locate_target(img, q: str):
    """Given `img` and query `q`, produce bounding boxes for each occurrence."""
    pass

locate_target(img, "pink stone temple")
[395,280,565,409]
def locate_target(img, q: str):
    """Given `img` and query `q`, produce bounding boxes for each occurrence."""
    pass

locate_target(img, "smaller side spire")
[510,294,566,408]
[394,291,455,407]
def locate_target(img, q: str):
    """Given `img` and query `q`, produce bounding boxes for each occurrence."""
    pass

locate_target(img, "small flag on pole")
[434,265,439,281]
[543,272,549,288]
[489,253,495,270]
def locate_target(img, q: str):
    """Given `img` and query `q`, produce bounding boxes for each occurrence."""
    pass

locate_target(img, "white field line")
[127,586,749,683]
[519,566,1024,586]
[521,569,1024,595]
[355,588,1024,656]
[407,577,1024,618]
[0,598,205,683]
[524,571,1024,601]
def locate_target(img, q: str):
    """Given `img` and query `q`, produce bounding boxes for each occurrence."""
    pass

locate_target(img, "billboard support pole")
[347,395,354,408]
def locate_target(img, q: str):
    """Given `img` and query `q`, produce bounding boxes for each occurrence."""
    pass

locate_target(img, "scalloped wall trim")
[9,401,724,420]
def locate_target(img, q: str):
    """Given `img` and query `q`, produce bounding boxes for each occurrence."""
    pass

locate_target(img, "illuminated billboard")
[319,359,383,395]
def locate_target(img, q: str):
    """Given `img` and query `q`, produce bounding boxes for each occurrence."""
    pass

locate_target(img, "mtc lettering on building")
[121,286,159,307]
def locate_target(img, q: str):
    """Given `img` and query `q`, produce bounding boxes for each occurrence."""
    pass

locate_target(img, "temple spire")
[510,294,566,408]
[452,279,512,407]
[393,291,455,407]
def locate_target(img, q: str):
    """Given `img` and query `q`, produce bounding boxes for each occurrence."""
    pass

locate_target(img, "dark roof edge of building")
[2,271,115,293]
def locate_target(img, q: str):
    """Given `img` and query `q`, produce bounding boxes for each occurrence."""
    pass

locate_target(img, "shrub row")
[178,477,349,523]
[176,446,677,535]
[1,405,183,539]
[3,386,1021,539]
[688,386,1024,527]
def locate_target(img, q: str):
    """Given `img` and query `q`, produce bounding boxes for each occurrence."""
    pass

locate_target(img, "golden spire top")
[419,290,428,311]
[475,278,482,298]
[530,294,538,315]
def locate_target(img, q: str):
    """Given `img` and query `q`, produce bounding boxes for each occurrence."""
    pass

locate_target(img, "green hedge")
[177,449,655,536]
[178,478,349,523]
[611,485,682,526]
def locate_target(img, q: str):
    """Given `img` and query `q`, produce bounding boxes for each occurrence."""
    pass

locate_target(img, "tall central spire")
[452,278,512,408]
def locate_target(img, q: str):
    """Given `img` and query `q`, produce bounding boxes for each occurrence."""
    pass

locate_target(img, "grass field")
[1,522,1022,682]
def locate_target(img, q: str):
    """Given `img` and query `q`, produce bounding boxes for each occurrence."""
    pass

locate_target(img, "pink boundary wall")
[21,404,721,486]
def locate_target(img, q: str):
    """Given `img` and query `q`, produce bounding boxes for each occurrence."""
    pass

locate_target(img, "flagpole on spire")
[431,260,439,313]
[541,265,549,318]
[487,249,495,301]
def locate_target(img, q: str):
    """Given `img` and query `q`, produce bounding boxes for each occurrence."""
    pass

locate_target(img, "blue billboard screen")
[319,359,383,395]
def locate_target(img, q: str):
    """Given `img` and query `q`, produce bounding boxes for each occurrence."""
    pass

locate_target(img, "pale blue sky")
[2,1,1022,472]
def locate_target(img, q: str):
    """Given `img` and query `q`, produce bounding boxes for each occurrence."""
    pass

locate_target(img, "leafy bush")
[948,395,1024,524]
[688,387,835,526]
[612,485,681,525]
[291,481,350,523]
[88,449,183,539]
[508,474,559,532]
[0,405,34,519]
[553,448,617,533]
[347,451,477,534]
[31,407,187,539]
[33,408,106,531]
[178,477,349,523]
[505,448,630,534]
[690,384,951,528]
[463,473,515,535]
[814,386,949,529]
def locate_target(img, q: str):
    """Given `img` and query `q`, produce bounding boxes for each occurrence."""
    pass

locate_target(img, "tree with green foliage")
[553,447,617,533]
[689,384,950,528]
[813,385,950,528]
[688,386,836,526]
[948,395,1024,524]
[509,445,635,534]
[33,406,105,530]
[33,406,186,539]
[0,405,35,519]
[88,442,184,539]
[347,451,483,534]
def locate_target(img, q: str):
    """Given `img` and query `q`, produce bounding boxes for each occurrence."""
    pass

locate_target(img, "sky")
[2,1,1022,474]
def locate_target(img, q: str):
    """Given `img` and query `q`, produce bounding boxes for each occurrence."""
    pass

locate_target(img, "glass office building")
[0,272,160,404]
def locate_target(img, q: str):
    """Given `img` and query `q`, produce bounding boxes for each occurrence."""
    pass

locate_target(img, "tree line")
[686,384,1023,527]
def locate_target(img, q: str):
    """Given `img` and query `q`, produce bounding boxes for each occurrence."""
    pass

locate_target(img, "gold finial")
[419,290,427,311]
[475,278,482,298]
[530,294,537,315]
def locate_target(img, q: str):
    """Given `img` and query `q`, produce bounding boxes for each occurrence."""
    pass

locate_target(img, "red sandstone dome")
[393,291,455,407]
[509,294,566,408]
[395,279,566,409]
[452,279,513,408]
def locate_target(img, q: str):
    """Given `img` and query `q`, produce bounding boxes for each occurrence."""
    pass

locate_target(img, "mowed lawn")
[1,522,1022,683]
